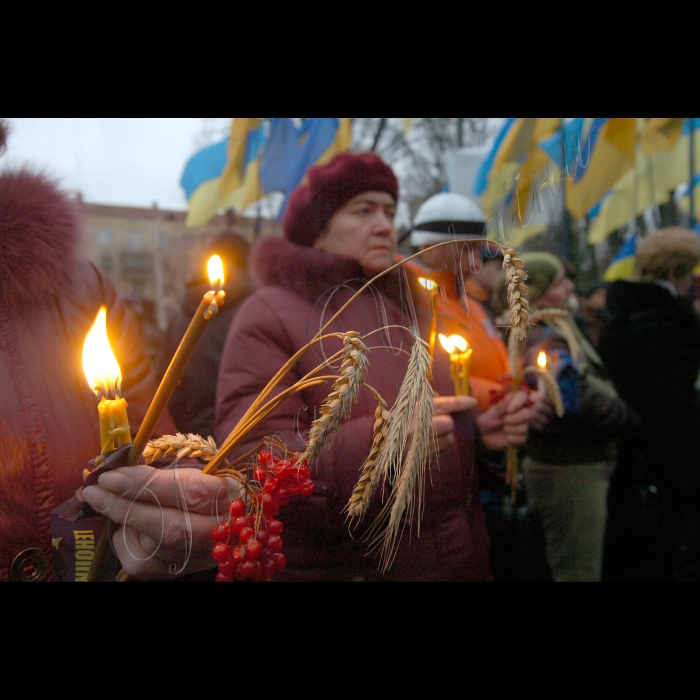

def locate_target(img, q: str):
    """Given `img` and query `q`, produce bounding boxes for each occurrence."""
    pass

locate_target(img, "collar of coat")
[0,169,81,311]
[250,235,424,311]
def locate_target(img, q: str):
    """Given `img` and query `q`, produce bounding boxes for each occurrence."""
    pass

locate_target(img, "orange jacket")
[409,261,510,410]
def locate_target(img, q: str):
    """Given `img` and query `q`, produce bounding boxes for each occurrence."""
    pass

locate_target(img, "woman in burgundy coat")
[214,152,532,581]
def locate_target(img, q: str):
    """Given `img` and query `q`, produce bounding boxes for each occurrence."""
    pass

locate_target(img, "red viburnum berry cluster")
[210,450,314,582]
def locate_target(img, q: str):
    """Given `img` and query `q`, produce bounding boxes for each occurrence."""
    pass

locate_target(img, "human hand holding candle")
[82,307,131,454]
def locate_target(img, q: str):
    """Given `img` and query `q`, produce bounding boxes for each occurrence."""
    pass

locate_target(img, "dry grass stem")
[298,332,368,464]
[502,249,531,341]
[143,433,217,464]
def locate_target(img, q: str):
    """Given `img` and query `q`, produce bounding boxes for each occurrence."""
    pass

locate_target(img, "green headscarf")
[520,252,564,305]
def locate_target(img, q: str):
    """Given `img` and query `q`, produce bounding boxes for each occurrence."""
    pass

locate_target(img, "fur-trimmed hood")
[0,169,81,310]
[250,235,422,310]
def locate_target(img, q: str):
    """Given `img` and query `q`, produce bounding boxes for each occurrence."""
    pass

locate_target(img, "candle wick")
[115,376,122,400]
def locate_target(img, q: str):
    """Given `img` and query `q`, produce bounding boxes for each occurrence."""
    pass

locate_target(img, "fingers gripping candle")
[82,307,131,454]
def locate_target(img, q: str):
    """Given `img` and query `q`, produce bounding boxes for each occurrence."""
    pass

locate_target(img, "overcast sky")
[3,118,231,211]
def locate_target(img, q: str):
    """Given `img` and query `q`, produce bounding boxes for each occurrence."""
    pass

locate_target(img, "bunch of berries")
[210,450,314,582]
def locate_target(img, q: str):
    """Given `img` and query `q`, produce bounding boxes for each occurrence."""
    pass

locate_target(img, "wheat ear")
[503,249,531,341]
[344,395,392,525]
[298,332,368,464]
[143,433,218,464]
[362,337,435,572]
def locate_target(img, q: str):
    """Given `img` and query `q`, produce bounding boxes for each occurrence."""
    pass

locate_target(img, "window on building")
[158,232,168,248]
[98,229,113,245]
[128,231,141,251]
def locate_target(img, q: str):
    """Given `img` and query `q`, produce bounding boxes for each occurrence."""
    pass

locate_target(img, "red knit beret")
[282,151,399,247]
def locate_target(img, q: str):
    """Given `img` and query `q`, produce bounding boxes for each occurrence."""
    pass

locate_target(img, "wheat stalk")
[344,396,392,525]
[143,433,217,464]
[528,308,569,325]
[502,249,531,341]
[298,332,368,464]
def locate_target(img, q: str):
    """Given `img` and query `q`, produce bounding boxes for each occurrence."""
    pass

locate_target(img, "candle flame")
[207,254,224,289]
[418,276,437,291]
[438,333,467,354]
[537,351,547,369]
[83,307,122,398]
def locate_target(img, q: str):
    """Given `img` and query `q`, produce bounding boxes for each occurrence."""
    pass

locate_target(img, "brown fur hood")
[250,235,423,311]
[0,169,81,310]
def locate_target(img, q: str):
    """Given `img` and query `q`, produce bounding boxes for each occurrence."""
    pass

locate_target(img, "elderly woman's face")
[314,191,398,275]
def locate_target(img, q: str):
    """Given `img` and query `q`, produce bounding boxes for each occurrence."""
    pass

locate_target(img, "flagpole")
[690,117,696,226]
[560,118,572,263]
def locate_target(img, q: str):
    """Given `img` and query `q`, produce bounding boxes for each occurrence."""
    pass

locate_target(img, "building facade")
[77,198,281,332]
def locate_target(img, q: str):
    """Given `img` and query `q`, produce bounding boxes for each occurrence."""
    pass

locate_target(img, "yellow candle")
[419,277,439,364]
[460,347,473,396]
[439,333,468,395]
[83,307,131,455]
[127,255,226,466]
[537,350,547,394]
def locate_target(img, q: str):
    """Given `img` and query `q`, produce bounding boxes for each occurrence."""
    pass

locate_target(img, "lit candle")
[83,307,131,454]
[439,333,471,395]
[127,254,226,466]
[419,276,439,366]
[536,351,547,394]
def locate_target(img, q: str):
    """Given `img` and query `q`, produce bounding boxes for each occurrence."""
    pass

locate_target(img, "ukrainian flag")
[603,235,637,282]
[564,118,637,220]
[260,118,351,217]
[474,118,559,219]
[588,118,700,244]
[181,118,351,227]
[180,137,240,228]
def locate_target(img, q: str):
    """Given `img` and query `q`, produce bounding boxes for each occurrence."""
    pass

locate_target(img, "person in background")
[574,282,608,350]
[408,192,552,580]
[123,294,161,368]
[0,120,176,582]
[514,252,639,582]
[156,232,252,440]
[599,227,700,581]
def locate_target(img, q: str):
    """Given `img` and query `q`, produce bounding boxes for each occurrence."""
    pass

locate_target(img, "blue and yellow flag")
[180,118,351,227]
[218,118,266,213]
[180,137,242,228]
[474,118,560,221]
[260,118,351,218]
[588,118,700,244]
[563,118,637,220]
[603,235,637,281]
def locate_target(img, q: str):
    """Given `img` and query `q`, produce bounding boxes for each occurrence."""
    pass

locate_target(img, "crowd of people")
[3,116,700,582]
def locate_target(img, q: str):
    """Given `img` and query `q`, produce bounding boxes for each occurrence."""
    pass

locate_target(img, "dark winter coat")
[599,280,700,491]
[0,169,175,581]
[215,236,491,582]
[523,315,639,465]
